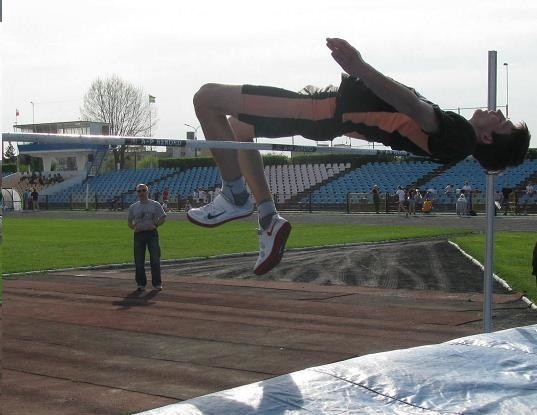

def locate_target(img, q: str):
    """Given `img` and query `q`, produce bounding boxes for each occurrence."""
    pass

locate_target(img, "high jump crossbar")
[2,132,412,157]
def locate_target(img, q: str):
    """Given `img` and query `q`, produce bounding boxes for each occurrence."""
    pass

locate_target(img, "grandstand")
[7,156,537,213]
[36,163,351,210]
[420,158,537,206]
[308,160,442,205]
[264,162,351,204]
[45,168,177,207]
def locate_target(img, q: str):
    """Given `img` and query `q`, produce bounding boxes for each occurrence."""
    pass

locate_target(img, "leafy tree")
[80,75,157,169]
[3,142,16,161]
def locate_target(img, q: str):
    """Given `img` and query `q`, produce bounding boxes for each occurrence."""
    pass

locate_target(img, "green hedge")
[2,163,17,174]
[159,157,216,169]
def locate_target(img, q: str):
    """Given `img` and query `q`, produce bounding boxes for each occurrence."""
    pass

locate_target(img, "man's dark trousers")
[134,230,162,287]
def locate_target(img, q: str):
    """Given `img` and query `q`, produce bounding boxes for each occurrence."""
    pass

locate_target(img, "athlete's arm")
[326,38,440,134]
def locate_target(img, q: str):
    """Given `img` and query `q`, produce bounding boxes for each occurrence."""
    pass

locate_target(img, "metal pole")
[503,62,509,118]
[185,123,200,157]
[483,50,497,333]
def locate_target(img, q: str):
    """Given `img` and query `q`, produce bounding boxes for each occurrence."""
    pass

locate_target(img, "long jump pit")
[3,239,536,414]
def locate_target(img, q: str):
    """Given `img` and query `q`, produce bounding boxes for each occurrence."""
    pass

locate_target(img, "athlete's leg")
[193,83,243,183]
[228,116,272,206]
[194,84,273,204]
[193,83,291,275]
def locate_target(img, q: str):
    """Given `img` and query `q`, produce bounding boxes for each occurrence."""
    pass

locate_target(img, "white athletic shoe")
[187,193,254,227]
[254,214,292,275]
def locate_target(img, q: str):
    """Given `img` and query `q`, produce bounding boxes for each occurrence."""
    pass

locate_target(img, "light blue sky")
[1,0,536,149]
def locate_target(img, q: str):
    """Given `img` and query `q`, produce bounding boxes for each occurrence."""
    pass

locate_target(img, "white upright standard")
[483,50,498,333]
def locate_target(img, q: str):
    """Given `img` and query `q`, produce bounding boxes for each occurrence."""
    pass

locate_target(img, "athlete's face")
[470,109,513,143]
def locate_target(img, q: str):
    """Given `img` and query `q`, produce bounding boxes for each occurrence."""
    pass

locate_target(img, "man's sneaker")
[187,193,254,227]
[253,215,292,275]
[137,285,145,292]
[153,284,163,291]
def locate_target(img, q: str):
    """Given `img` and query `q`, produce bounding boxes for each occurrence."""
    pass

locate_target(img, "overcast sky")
[1,0,536,150]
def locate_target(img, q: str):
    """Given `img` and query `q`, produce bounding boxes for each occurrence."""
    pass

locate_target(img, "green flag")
[149,95,156,103]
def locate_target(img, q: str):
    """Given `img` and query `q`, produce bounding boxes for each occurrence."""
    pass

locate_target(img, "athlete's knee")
[193,83,221,112]
[194,83,243,119]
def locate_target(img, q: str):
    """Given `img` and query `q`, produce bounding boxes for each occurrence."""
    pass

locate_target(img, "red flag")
[16,109,19,117]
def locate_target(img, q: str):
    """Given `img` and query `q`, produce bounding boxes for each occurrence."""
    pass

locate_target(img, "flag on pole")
[16,109,20,117]
[149,95,156,103]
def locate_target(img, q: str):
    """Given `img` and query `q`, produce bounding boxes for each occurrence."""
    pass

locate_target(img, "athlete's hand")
[326,38,364,77]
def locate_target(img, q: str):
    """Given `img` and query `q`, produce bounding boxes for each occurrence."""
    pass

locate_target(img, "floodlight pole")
[483,50,497,333]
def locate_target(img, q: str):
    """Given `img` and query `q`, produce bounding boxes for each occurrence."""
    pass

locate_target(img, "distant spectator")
[109,196,121,211]
[30,188,39,210]
[501,185,513,216]
[407,188,418,215]
[494,191,502,215]
[22,189,30,210]
[521,182,534,215]
[526,182,534,197]
[192,188,199,203]
[395,186,407,215]
[162,188,169,203]
[514,188,522,215]
[414,188,423,210]
[422,197,433,213]
[444,183,455,204]
[371,185,381,214]
[456,193,468,216]
[198,189,206,204]
[462,180,472,209]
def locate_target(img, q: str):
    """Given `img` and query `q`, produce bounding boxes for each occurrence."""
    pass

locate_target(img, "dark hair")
[473,122,531,172]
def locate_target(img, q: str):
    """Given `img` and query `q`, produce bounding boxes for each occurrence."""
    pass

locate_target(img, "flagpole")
[148,95,155,137]
[148,95,155,166]
[149,96,152,137]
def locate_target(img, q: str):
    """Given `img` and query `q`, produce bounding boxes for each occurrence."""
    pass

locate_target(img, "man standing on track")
[128,183,167,291]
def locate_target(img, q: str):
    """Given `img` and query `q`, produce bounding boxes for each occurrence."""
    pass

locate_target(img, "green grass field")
[451,233,537,304]
[1,217,536,303]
